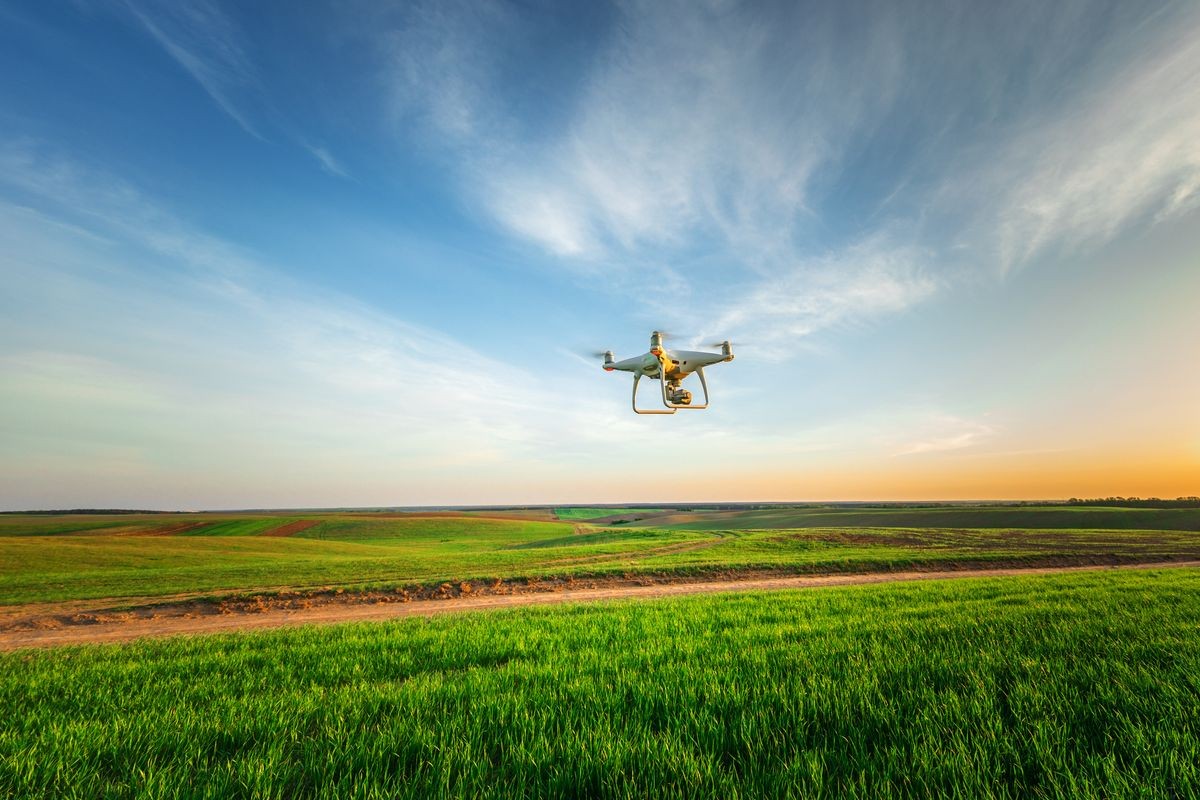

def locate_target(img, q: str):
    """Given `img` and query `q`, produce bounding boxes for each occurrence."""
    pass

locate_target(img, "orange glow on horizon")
[720,450,1200,502]
[560,445,1200,505]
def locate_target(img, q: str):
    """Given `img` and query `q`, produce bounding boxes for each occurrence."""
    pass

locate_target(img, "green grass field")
[648,505,1200,531]
[2,568,1197,798]
[553,508,661,520]
[0,517,708,605]
[3,510,1200,606]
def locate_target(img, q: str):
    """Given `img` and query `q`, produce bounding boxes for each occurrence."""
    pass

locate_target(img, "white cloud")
[383,0,516,143]
[377,0,923,350]
[710,237,938,357]
[118,0,264,138]
[482,176,595,257]
[893,414,997,457]
[378,1,1200,356]
[302,143,350,178]
[940,5,1200,273]
[504,3,891,266]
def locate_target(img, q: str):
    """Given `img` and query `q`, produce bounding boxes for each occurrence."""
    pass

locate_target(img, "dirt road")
[3,560,1196,651]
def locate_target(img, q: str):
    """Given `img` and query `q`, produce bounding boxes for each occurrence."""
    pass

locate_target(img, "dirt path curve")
[3,560,1197,651]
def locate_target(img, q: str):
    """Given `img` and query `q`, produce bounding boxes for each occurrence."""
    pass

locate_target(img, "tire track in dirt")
[3,559,1196,651]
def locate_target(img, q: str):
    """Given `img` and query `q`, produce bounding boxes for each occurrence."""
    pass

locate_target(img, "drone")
[598,331,734,414]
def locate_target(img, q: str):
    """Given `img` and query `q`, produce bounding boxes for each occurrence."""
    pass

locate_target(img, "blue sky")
[1,0,1198,509]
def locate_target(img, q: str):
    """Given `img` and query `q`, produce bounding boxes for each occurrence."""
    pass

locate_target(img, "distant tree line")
[0,509,174,515]
[1064,497,1200,508]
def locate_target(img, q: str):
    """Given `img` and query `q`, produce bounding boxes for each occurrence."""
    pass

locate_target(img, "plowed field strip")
[262,520,320,537]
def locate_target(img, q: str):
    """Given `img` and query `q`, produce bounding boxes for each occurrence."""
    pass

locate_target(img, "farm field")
[643,505,1200,531]
[2,568,1198,798]
[552,507,662,520]
[3,508,1200,607]
[0,516,705,606]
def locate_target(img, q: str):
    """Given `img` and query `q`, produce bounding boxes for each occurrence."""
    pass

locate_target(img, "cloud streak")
[302,142,350,178]
[711,237,938,356]
[113,0,355,178]
[946,3,1200,273]
[118,0,264,138]
[894,415,997,457]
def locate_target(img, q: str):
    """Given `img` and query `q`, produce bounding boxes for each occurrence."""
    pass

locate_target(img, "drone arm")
[608,355,646,373]
[632,373,676,414]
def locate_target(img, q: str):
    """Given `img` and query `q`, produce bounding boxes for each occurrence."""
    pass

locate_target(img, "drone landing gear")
[632,368,710,415]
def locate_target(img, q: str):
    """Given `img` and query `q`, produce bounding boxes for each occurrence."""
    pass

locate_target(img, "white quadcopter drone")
[598,331,734,414]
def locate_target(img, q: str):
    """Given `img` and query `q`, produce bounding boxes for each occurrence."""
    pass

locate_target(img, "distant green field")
[629,526,1200,573]
[651,505,1200,531]
[3,568,1197,798]
[2,512,1199,605]
[0,514,299,537]
[0,516,707,604]
[174,518,287,536]
[553,507,661,520]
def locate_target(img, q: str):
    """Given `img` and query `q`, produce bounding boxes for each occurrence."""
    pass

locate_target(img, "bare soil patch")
[137,521,212,536]
[262,520,320,537]
[2,557,1197,650]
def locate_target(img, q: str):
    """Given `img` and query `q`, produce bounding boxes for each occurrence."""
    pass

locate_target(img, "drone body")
[601,331,734,414]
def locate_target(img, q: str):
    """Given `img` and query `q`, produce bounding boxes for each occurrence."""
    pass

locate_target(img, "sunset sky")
[2,0,1198,509]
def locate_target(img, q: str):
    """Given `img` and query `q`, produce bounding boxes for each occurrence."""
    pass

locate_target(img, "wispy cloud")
[118,0,264,138]
[113,0,354,178]
[377,1,1200,354]
[302,142,350,178]
[376,1,931,346]
[891,414,997,457]
[710,237,937,356]
[946,4,1200,273]
[388,2,900,263]
[383,0,516,143]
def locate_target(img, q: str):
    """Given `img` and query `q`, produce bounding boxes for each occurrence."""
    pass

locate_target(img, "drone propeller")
[706,340,745,348]
[575,348,612,359]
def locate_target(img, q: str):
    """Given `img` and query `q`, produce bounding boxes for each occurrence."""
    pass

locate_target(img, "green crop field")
[3,568,1198,798]
[552,508,661,520]
[625,526,1200,573]
[647,505,1200,531]
[2,511,1200,606]
[0,516,706,605]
